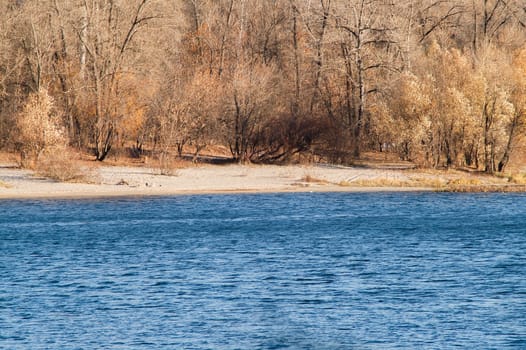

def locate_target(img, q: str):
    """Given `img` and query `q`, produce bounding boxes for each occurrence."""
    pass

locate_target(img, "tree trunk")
[497,113,519,172]
[95,123,113,161]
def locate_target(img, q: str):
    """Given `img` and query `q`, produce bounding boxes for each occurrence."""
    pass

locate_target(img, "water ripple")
[1,193,525,349]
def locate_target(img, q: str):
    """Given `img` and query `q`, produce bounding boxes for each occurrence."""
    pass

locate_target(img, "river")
[1,193,525,349]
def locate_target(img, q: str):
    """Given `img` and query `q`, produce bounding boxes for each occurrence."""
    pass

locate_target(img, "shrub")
[34,149,90,182]
[155,152,180,176]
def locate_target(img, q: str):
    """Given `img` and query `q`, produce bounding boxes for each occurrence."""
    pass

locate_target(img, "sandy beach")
[0,160,516,200]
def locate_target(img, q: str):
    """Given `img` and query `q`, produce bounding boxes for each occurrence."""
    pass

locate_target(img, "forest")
[1,0,526,173]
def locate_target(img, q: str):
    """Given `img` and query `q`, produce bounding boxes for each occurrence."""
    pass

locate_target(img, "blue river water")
[0,192,525,349]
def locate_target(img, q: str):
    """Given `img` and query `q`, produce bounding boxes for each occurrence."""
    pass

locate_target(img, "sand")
[0,162,441,200]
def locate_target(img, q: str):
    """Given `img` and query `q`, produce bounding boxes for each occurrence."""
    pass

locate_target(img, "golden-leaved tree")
[492,47,526,172]
[387,71,432,164]
[15,89,65,167]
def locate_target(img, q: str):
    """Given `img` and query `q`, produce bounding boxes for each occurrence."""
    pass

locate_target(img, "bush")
[154,152,180,176]
[34,149,90,182]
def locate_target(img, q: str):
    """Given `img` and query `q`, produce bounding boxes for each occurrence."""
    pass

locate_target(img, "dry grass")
[447,177,482,186]
[440,174,526,192]
[411,177,446,188]
[337,176,446,189]
[301,174,329,184]
[349,178,414,187]
[508,173,526,185]
[0,179,12,188]
[441,184,526,192]
[153,154,183,176]
[34,150,94,182]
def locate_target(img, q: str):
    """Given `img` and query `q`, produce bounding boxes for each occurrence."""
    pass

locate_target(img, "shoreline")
[0,186,436,201]
[0,162,523,200]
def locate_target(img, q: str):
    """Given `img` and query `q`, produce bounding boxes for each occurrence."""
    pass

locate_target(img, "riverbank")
[0,159,523,200]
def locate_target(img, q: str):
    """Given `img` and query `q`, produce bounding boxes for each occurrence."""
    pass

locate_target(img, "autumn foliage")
[15,89,65,166]
[1,0,526,172]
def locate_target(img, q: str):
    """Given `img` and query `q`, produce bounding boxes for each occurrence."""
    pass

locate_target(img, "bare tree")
[221,62,278,162]
[79,0,160,161]
[333,0,398,158]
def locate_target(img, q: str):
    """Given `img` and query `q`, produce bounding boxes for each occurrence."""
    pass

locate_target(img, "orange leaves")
[114,73,156,143]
